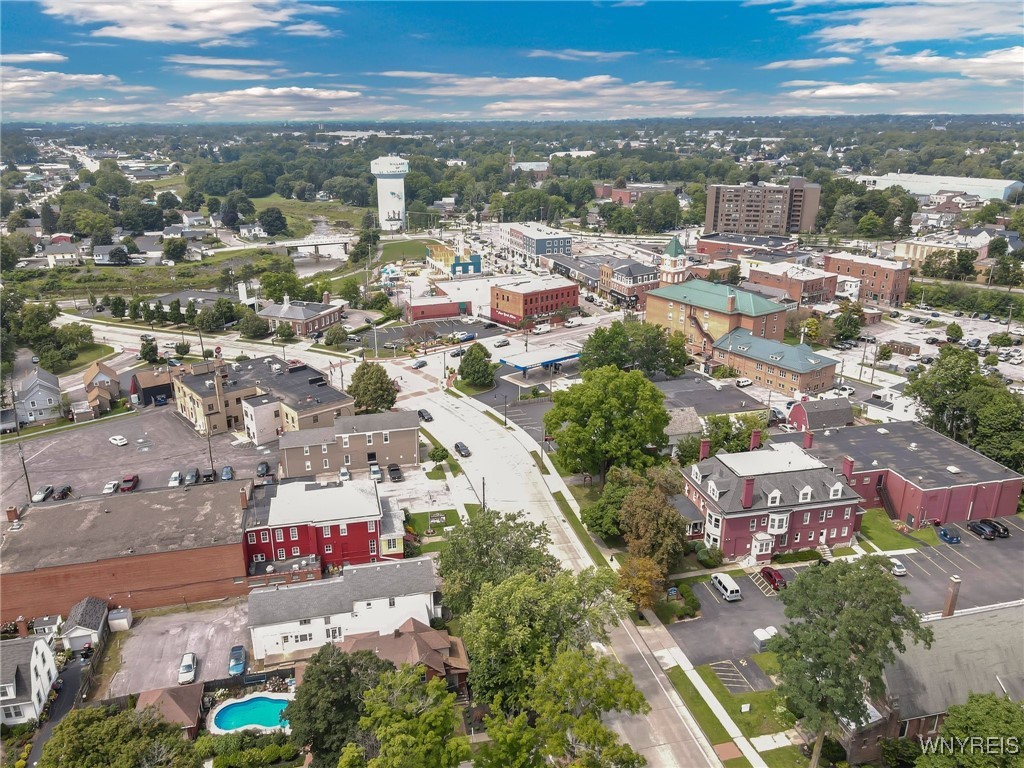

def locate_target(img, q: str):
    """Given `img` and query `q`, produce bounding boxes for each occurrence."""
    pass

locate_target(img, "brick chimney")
[942,575,962,617]
[6,505,20,522]
[842,456,855,482]
[323,291,331,305]
[15,616,28,638]
[726,291,736,312]
[699,438,711,461]
[749,429,762,451]
[803,430,814,450]
[741,477,755,509]
[240,486,249,510]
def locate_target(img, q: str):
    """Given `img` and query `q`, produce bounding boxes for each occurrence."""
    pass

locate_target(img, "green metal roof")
[663,236,685,258]
[647,280,781,316]
[713,329,838,373]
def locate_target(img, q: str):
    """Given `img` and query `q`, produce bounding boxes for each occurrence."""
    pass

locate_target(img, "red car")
[760,566,787,591]
[119,474,139,492]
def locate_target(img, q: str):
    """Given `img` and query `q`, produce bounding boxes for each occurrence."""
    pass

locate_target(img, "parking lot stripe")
[701,582,721,604]
[1001,517,1024,534]
[905,556,928,576]
[914,550,948,574]
[943,544,984,569]
[932,545,979,570]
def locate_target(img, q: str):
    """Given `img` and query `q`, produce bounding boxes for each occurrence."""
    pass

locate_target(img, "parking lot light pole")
[496,393,508,426]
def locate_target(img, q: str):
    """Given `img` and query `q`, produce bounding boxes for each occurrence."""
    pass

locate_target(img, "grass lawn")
[419,541,445,553]
[447,457,462,475]
[696,665,794,738]
[760,745,810,768]
[408,509,460,536]
[831,546,857,557]
[453,379,493,396]
[420,428,442,449]
[465,503,481,516]
[381,238,440,264]
[665,667,732,745]
[530,450,550,475]
[425,465,446,481]
[445,388,463,398]
[552,491,609,568]
[567,481,602,508]
[59,342,115,374]
[724,758,754,768]
[88,631,129,700]
[1,403,134,444]
[482,410,507,428]
[248,193,371,236]
[752,651,780,677]
[860,508,920,551]
[909,525,940,546]
[149,174,186,191]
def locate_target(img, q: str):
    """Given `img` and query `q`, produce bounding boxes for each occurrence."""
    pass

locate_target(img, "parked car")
[53,484,73,500]
[760,566,787,591]
[102,480,120,494]
[483,322,498,329]
[221,466,234,481]
[387,463,403,482]
[938,526,962,544]
[978,518,1010,537]
[382,341,399,349]
[31,485,54,503]
[153,394,168,406]
[889,558,908,577]
[369,463,383,483]
[119,474,139,492]
[168,470,183,487]
[201,468,216,483]
[31,355,40,363]
[161,259,175,266]
[417,409,433,422]
[162,342,176,349]
[979,313,990,321]
[493,338,510,348]
[338,467,351,482]
[449,348,466,358]
[966,520,996,540]
[256,461,271,477]
[735,378,753,388]
[454,442,471,457]
[953,310,964,317]
[228,646,246,677]
[109,435,129,446]
[140,333,156,342]
[343,324,356,332]
[412,359,427,369]
[778,424,797,433]
[347,334,362,343]
[184,468,200,486]
[835,385,856,397]
[177,652,197,685]
[166,359,181,367]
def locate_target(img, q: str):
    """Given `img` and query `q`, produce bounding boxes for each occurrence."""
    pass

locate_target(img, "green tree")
[463,568,626,713]
[474,709,544,768]
[175,341,191,357]
[38,706,199,768]
[770,557,933,768]
[39,200,57,234]
[458,342,498,387]
[194,307,222,332]
[156,191,180,209]
[945,322,963,342]
[904,345,984,435]
[184,299,198,326]
[325,325,350,347]
[260,271,306,303]
[428,445,450,464]
[530,649,649,767]
[140,339,159,363]
[437,506,558,616]
[109,295,127,319]
[275,323,296,342]
[162,236,188,262]
[543,366,669,482]
[578,322,632,371]
[284,646,394,768]
[619,476,687,576]
[336,275,363,307]
[55,322,93,352]
[168,298,182,323]
[616,554,662,611]
[238,311,270,339]
[258,206,288,236]
[355,664,470,768]
[915,693,1024,768]
[876,344,893,362]
[349,361,397,413]
[581,466,643,540]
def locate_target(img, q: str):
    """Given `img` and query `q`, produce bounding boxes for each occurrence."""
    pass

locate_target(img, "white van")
[564,318,583,328]
[532,324,552,335]
[711,573,742,602]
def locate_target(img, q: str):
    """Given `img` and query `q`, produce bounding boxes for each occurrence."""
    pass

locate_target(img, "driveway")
[106,600,248,697]
[27,662,82,766]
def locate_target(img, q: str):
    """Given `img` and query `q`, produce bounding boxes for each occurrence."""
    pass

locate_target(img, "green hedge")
[771,549,822,564]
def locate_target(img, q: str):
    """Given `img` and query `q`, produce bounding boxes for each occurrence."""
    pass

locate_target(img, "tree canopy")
[915,693,1024,768]
[458,342,498,387]
[349,361,397,413]
[579,320,689,376]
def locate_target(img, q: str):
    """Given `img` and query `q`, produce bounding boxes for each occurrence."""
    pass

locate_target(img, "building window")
[841,526,849,537]
[794,532,801,543]
[247,532,256,544]
[342,435,349,448]
[277,548,285,560]
[322,525,331,537]
[802,511,810,525]
[323,459,330,469]
[344,454,350,466]
[3,705,24,719]
[322,444,329,454]
[312,415,319,424]
[340,524,347,536]
[800,488,812,503]
[388,597,396,607]
[299,619,311,626]
[819,510,827,523]
[366,434,373,446]
[303,447,310,456]
[261,530,270,543]
[275,529,284,542]
[750,519,757,531]
[368,520,376,532]
[291,546,300,556]
[252,553,265,563]
[369,540,377,555]
[383,432,390,444]
[304,461,311,471]
[324,544,333,554]
[290,527,298,540]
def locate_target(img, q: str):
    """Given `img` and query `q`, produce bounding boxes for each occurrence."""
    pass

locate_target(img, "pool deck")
[208,691,294,736]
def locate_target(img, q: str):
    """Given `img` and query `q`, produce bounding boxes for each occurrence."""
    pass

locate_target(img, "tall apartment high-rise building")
[704,177,821,236]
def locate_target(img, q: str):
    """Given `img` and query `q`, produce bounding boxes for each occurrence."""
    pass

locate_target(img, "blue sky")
[1,1,1021,122]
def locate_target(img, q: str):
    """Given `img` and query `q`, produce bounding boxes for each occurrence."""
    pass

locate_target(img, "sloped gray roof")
[0,637,41,705]
[19,367,60,394]
[258,299,336,322]
[248,557,436,628]
[884,604,1024,719]
[794,399,855,430]
[64,596,108,632]
[334,410,420,435]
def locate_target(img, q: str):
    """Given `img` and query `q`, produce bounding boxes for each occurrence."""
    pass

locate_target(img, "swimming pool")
[209,692,292,735]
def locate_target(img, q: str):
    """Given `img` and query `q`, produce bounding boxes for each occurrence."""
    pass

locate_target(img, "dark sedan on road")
[417,409,433,422]
[256,461,271,477]
[966,521,996,540]
[53,484,73,500]
[387,463,403,482]
[979,518,1010,537]
[938,526,962,544]
[454,442,471,457]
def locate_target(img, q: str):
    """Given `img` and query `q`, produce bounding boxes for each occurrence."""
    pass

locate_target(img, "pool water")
[213,696,289,731]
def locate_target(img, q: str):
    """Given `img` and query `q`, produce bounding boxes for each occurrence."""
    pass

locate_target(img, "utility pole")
[8,379,33,501]
[481,477,486,513]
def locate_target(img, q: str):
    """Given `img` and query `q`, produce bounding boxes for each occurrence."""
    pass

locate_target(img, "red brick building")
[747,262,838,306]
[490,276,579,326]
[822,252,910,307]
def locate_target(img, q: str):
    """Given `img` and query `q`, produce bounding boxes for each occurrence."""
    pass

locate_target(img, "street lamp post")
[495,393,508,426]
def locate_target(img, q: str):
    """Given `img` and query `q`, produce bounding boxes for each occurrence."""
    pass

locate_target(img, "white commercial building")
[855,173,1023,202]
[247,557,439,662]
[371,156,410,232]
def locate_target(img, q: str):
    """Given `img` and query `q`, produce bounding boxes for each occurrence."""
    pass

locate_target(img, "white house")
[239,223,267,239]
[864,381,921,424]
[0,636,58,726]
[15,368,63,423]
[248,557,439,663]
[180,211,206,227]
[835,276,861,303]
[60,596,109,653]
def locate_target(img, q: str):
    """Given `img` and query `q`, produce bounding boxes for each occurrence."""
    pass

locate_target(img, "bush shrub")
[278,741,298,761]
[193,734,217,759]
[696,546,724,568]
[771,549,823,564]
[16,760,27,768]
[260,744,281,764]
[213,733,243,756]
[822,736,848,765]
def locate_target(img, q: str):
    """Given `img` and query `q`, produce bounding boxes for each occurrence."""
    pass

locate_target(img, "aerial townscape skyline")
[0,0,1022,122]
[2,2,1024,768]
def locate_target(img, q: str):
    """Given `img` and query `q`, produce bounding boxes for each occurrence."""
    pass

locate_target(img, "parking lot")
[106,600,248,697]
[669,518,1024,667]
[1,406,278,506]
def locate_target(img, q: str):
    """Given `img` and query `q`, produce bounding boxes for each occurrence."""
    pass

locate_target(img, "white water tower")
[370,156,410,232]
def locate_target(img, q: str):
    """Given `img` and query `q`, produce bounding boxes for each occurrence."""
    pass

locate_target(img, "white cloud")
[165,55,276,67]
[787,82,901,99]
[876,46,1024,86]
[783,77,973,101]
[779,79,834,87]
[526,49,635,62]
[39,0,336,43]
[760,56,854,69]
[0,65,154,102]
[787,1,1023,47]
[282,21,333,37]
[179,68,268,81]
[0,52,68,63]
[167,86,381,119]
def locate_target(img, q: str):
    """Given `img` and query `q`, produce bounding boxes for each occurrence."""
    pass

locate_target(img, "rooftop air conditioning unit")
[204,380,214,389]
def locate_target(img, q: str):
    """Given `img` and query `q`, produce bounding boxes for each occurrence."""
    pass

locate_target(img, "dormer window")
[768,490,781,506]
[829,482,844,499]
[707,480,720,501]
[799,486,812,503]
[691,465,702,483]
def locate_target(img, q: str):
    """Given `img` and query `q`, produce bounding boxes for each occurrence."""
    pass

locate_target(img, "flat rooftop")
[264,479,381,528]
[719,442,825,476]
[656,374,769,417]
[1,482,253,574]
[773,422,1022,488]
